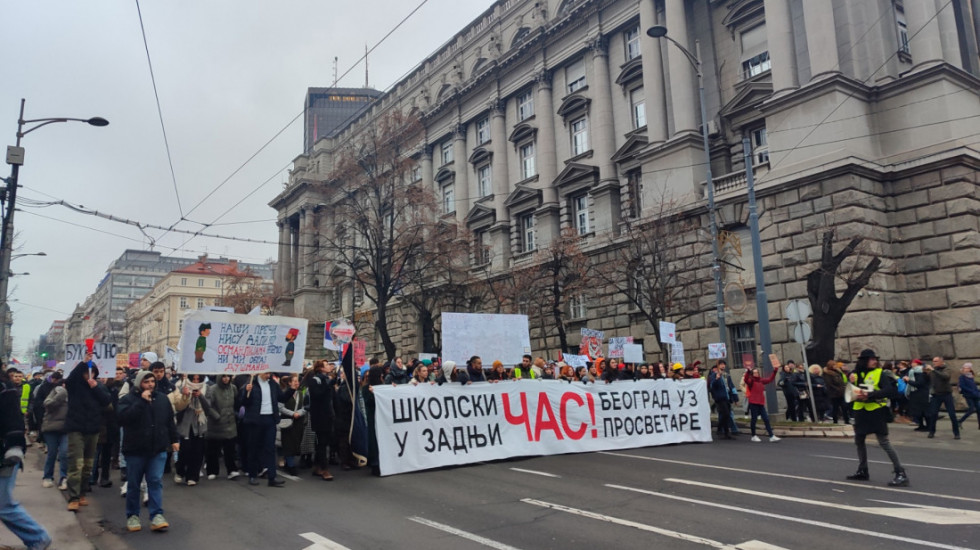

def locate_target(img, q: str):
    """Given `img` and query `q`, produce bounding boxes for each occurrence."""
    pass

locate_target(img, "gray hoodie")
[42,385,68,434]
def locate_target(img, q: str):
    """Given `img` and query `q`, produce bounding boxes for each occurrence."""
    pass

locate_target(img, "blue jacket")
[959,375,979,400]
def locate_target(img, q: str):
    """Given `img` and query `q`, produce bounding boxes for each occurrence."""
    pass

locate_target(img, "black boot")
[888,471,909,487]
[99,476,113,488]
[846,469,869,481]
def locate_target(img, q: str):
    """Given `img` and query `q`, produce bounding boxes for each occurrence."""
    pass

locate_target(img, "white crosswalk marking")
[298,532,352,550]
[408,516,523,550]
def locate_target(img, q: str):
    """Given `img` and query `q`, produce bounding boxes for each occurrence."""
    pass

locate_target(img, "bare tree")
[221,267,277,314]
[318,112,440,360]
[595,195,707,355]
[805,230,881,365]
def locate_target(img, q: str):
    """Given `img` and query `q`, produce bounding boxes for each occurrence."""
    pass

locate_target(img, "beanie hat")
[142,351,159,364]
[134,370,155,387]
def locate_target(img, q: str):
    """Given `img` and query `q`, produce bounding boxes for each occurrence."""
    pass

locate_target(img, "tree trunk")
[375,304,397,360]
[419,309,436,354]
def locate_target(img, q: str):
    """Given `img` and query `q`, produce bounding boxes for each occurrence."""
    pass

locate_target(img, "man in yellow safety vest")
[846,349,908,487]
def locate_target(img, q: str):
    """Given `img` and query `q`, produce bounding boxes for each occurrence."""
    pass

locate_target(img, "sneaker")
[258,468,267,477]
[58,478,68,491]
[954,435,961,440]
[78,496,89,506]
[142,489,149,505]
[750,435,761,442]
[173,474,184,484]
[126,515,142,532]
[150,514,169,531]
[186,480,197,486]
[227,471,240,480]
[888,471,910,487]
[120,484,127,497]
[207,474,217,480]
[42,478,54,488]
[67,500,80,512]
[769,435,781,442]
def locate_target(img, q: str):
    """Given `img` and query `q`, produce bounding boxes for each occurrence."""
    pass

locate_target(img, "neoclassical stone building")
[270,0,980,366]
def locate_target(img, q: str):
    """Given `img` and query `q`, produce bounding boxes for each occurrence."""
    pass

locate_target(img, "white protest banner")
[177,310,309,374]
[607,336,634,358]
[64,342,118,378]
[419,353,438,363]
[324,319,355,352]
[374,379,711,476]
[579,328,604,358]
[165,346,178,368]
[441,313,531,367]
[670,341,686,367]
[708,343,727,360]
[562,354,589,368]
[623,343,644,364]
[659,321,676,344]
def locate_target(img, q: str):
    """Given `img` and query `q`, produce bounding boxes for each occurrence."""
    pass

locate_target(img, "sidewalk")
[0,444,96,550]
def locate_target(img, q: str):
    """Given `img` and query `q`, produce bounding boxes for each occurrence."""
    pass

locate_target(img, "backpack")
[903,369,916,398]
[897,377,907,397]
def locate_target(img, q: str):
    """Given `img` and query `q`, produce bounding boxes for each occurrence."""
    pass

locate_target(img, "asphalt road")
[81,426,980,550]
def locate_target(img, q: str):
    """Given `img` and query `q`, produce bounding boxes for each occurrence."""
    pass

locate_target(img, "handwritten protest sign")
[562,354,589,368]
[353,339,367,367]
[64,342,118,378]
[670,341,686,367]
[623,343,644,364]
[178,310,309,374]
[442,313,531,367]
[374,379,711,476]
[324,319,355,351]
[659,321,676,344]
[116,354,129,368]
[579,328,604,358]
[708,343,727,360]
[608,336,634,358]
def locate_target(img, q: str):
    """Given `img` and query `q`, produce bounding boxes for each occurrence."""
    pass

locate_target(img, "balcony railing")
[702,161,769,196]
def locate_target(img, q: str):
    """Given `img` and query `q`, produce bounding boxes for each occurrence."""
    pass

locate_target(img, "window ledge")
[515,175,539,186]
[517,114,536,124]
[565,150,594,164]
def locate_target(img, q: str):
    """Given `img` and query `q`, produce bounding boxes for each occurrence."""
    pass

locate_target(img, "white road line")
[599,451,980,503]
[408,516,523,550]
[509,467,560,478]
[606,484,975,550]
[813,454,980,474]
[663,478,980,525]
[278,472,302,481]
[521,498,729,548]
[299,532,352,550]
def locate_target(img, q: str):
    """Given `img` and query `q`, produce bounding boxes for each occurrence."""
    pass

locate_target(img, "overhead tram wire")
[134,0,184,219]
[151,0,435,247]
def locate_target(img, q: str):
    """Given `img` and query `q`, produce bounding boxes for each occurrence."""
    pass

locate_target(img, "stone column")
[802,0,839,78]
[421,144,434,194]
[453,125,469,224]
[639,0,668,143]
[490,99,510,222]
[905,0,943,64]
[763,0,799,92]
[590,36,622,235]
[290,220,300,292]
[665,0,697,133]
[936,0,964,69]
[277,220,288,290]
[299,208,313,289]
[534,70,561,249]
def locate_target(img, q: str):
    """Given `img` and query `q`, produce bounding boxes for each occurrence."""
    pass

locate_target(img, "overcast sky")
[1,0,492,359]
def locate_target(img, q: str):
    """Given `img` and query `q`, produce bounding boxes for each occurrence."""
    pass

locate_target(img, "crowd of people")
[1,346,976,544]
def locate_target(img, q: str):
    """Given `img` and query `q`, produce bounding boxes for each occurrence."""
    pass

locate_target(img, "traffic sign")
[785,299,811,322]
[793,322,812,345]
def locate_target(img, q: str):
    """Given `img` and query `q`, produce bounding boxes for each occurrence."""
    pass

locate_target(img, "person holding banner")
[205,374,242,480]
[709,363,736,440]
[743,367,780,443]
[64,353,111,512]
[242,373,293,486]
[456,357,487,385]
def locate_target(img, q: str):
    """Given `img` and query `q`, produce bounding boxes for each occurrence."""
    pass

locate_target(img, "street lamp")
[1,98,108,360]
[11,252,46,259]
[646,25,727,351]
[7,272,29,277]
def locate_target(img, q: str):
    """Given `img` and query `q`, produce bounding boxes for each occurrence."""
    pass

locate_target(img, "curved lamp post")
[1,99,108,359]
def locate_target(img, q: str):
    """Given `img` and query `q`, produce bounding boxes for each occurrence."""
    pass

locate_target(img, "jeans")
[715,400,732,437]
[246,415,277,480]
[0,465,51,547]
[67,432,99,501]
[124,452,167,518]
[749,403,774,437]
[42,432,68,482]
[927,393,960,436]
[959,396,980,426]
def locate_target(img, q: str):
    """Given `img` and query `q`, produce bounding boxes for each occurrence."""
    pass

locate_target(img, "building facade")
[271,0,980,365]
[125,256,274,357]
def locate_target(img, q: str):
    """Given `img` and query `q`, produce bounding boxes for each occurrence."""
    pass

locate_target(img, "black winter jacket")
[305,373,336,432]
[117,390,178,455]
[65,363,111,434]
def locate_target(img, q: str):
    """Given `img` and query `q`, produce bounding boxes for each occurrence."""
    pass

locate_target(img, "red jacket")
[744,369,777,405]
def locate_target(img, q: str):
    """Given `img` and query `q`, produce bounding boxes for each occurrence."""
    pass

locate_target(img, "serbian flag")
[324,321,341,351]
[341,340,368,467]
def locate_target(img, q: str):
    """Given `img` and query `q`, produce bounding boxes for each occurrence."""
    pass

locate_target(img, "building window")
[750,126,769,165]
[566,58,586,93]
[573,194,590,235]
[625,25,641,61]
[571,117,589,155]
[476,117,491,144]
[441,141,453,165]
[179,319,184,333]
[740,24,770,79]
[630,87,646,129]
[520,213,536,253]
[519,142,536,179]
[197,298,205,309]
[214,280,221,288]
[895,3,910,55]
[179,297,188,309]
[180,277,187,286]
[410,164,422,182]
[729,323,756,371]
[569,294,588,320]
[475,230,491,265]
[198,279,204,287]
[477,164,492,197]
[442,182,455,214]
[518,90,534,121]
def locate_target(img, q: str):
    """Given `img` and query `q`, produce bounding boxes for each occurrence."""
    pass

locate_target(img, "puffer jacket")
[118,390,178,456]
[64,363,111,434]
[206,377,240,440]
[42,385,68,433]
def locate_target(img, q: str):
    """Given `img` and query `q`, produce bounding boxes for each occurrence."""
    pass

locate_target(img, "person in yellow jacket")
[846,349,908,487]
